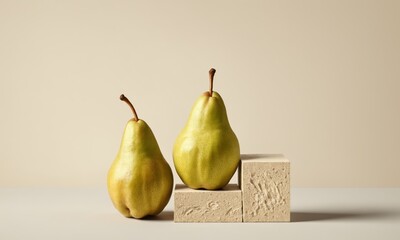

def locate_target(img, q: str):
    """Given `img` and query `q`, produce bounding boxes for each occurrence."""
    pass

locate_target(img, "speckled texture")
[174,184,242,222]
[241,154,290,222]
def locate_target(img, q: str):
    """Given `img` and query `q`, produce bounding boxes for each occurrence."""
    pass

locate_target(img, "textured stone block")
[240,154,290,222]
[174,184,242,223]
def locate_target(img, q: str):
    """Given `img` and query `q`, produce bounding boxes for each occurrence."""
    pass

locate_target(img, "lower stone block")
[240,154,290,222]
[174,184,242,223]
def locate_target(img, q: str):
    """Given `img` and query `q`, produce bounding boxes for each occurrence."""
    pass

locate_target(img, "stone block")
[174,184,242,223]
[240,154,290,222]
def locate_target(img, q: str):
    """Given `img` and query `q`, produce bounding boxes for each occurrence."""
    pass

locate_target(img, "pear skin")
[173,69,240,190]
[108,95,173,218]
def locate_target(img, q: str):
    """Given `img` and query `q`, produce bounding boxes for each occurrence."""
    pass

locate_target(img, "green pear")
[108,94,173,218]
[173,68,240,190]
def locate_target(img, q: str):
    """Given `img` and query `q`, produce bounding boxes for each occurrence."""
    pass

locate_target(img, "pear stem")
[209,68,216,96]
[120,94,139,121]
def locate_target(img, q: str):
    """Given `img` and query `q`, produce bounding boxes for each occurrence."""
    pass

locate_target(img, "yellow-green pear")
[108,94,173,218]
[173,68,240,190]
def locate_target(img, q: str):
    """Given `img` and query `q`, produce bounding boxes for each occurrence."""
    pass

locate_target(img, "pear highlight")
[173,68,240,190]
[108,94,173,218]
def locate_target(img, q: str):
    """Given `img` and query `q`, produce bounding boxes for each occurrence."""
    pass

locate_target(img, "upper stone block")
[240,154,290,222]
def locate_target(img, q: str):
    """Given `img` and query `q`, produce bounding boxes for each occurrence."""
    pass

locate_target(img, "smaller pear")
[107,94,173,218]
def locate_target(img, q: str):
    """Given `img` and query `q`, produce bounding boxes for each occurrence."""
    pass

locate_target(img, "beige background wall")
[1,0,399,187]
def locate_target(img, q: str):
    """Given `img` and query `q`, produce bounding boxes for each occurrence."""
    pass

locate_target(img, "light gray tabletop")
[1,188,399,239]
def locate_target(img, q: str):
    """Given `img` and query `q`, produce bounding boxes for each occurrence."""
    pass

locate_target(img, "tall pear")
[173,68,240,190]
[108,94,173,218]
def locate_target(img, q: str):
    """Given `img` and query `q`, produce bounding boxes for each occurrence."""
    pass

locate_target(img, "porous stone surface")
[240,154,290,222]
[174,184,242,223]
